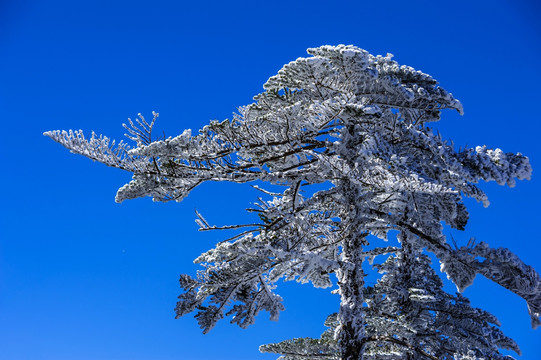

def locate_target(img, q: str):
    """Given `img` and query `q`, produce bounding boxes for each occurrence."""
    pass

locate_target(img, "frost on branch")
[43,129,146,172]
[46,45,538,358]
[441,242,541,329]
[263,239,520,359]
[259,313,340,359]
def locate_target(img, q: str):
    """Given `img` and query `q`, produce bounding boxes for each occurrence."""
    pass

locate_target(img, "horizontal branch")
[362,335,439,360]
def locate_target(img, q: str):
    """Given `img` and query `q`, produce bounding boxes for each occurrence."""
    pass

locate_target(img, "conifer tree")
[45,45,540,359]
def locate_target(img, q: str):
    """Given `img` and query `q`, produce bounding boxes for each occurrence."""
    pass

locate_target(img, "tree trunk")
[335,122,370,359]
[336,233,366,360]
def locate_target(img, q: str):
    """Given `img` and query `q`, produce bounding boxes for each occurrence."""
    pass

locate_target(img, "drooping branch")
[370,208,541,328]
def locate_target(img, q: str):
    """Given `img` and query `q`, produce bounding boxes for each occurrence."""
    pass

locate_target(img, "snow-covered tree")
[45,45,540,359]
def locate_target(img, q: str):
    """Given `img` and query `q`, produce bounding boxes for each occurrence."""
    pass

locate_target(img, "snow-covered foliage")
[260,313,340,359]
[45,45,538,359]
[262,233,521,360]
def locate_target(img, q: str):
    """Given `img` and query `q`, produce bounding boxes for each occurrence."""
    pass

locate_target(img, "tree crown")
[45,45,539,359]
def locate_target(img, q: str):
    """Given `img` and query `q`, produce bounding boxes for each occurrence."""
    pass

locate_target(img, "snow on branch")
[450,242,541,329]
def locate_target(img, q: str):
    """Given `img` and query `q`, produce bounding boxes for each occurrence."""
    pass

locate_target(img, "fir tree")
[45,45,540,359]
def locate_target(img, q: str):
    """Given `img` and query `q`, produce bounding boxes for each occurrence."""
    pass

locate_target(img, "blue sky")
[1,0,540,359]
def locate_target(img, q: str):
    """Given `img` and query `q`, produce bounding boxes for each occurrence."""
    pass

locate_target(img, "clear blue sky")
[1,0,540,359]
